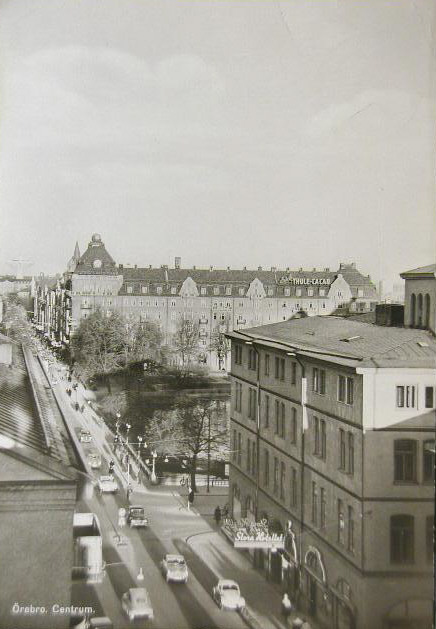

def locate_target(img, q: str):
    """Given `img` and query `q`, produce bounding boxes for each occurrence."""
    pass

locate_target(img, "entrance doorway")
[308,576,317,617]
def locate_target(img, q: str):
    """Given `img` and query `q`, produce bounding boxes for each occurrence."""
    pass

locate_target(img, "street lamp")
[137,436,143,459]
[150,450,157,484]
[125,423,131,444]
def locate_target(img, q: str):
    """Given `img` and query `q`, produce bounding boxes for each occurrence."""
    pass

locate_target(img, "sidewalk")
[186,527,319,629]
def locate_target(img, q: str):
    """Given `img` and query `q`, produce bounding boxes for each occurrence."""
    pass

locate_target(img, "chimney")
[227,266,230,271]
[149,265,152,269]
[134,264,137,269]
[258,266,263,271]
[193,265,196,270]
[299,267,303,272]
[286,267,290,272]
[351,262,356,269]
[119,264,123,270]
[271,266,276,272]
[324,267,330,272]
[210,266,213,271]
[243,266,247,271]
[175,257,181,269]
[312,267,317,272]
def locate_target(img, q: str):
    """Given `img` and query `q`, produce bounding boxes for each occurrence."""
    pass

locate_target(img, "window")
[141,286,148,294]
[264,449,270,486]
[248,388,256,420]
[280,402,285,438]
[338,376,354,405]
[290,468,297,507]
[127,286,133,294]
[226,286,232,295]
[425,387,434,408]
[247,439,251,472]
[394,440,417,482]
[338,500,345,545]
[235,382,242,412]
[248,349,257,370]
[312,368,319,393]
[290,408,297,444]
[275,400,280,434]
[311,482,318,525]
[296,288,302,297]
[347,507,355,553]
[268,288,273,296]
[265,395,270,427]
[264,354,270,376]
[156,286,162,294]
[426,516,433,563]
[275,357,280,379]
[423,440,435,482]
[237,433,242,465]
[201,286,207,296]
[280,359,285,381]
[320,420,326,459]
[251,442,255,475]
[232,430,237,461]
[280,462,285,499]
[291,362,297,385]
[308,289,314,297]
[320,488,326,529]
[213,286,219,295]
[390,515,414,563]
[339,429,346,470]
[313,416,320,455]
[284,287,290,297]
[348,433,354,475]
[320,370,326,394]
[235,344,243,365]
[171,286,177,295]
[319,289,325,297]
[396,385,416,408]
[274,458,279,495]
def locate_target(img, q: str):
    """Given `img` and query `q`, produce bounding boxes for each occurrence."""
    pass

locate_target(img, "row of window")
[394,439,434,483]
[311,484,355,554]
[396,385,435,409]
[391,514,433,564]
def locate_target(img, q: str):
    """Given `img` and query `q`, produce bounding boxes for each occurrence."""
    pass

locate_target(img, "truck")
[73,512,104,583]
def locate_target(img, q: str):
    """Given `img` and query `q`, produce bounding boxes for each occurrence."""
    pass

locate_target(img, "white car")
[98,475,118,494]
[87,450,102,469]
[80,429,92,443]
[121,588,154,621]
[212,579,246,611]
[161,554,188,583]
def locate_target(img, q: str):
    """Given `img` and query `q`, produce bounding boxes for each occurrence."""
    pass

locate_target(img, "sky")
[0,0,435,287]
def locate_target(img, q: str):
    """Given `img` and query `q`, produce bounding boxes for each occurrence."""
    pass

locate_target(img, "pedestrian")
[108,459,115,474]
[281,593,293,618]
[214,505,222,525]
[188,489,194,510]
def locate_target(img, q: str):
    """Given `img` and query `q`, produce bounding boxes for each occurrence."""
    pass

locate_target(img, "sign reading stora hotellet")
[221,518,285,549]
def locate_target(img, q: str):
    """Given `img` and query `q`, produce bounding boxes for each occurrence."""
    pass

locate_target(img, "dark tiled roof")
[231,316,436,367]
[75,240,119,276]
[0,344,77,472]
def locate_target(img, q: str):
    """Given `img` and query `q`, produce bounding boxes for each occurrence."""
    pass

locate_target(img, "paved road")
[46,363,246,629]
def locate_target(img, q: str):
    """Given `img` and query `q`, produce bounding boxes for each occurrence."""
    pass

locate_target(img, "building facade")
[34,234,378,369]
[227,309,434,629]
[401,264,436,335]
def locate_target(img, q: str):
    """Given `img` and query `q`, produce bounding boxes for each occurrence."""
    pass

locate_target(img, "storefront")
[301,547,332,628]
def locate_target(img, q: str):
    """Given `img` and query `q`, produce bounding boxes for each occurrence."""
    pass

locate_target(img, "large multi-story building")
[225,267,435,629]
[34,234,378,368]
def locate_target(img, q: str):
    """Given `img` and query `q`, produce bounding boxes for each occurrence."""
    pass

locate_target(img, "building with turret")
[34,234,379,369]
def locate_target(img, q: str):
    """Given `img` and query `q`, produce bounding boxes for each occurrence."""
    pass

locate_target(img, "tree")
[70,309,126,393]
[1,298,32,343]
[130,320,163,363]
[148,397,228,492]
[209,326,230,370]
[172,318,200,366]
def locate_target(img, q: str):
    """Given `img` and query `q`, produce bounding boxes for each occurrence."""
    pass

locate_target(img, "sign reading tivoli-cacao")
[279,276,332,285]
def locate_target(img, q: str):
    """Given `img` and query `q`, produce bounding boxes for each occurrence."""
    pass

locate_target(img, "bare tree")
[172,318,200,366]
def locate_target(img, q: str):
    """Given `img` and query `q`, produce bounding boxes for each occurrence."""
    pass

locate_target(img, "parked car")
[98,475,118,494]
[127,505,148,528]
[121,588,154,621]
[160,554,188,583]
[212,579,245,611]
[80,429,92,443]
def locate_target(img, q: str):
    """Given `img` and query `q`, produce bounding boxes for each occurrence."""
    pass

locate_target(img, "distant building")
[226,309,434,629]
[34,234,378,369]
[401,263,436,335]
[0,336,78,629]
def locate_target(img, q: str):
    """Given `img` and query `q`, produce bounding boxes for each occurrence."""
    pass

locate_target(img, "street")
[50,364,247,629]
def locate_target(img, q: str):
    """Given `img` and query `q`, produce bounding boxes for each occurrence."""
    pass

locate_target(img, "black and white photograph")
[0,1,435,629]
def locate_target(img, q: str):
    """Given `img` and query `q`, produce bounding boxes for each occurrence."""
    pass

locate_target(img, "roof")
[400,264,436,278]
[74,235,119,276]
[0,343,77,479]
[228,316,436,369]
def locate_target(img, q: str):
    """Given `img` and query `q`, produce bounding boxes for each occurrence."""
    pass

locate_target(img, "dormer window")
[239,287,245,296]
[141,286,148,294]
[127,286,133,294]
[171,286,177,295]
[284,287,290,297]
[296,288,302,297]
[201,286,207,296]
[93,259,102,269]
[157,286,163,295]
[214,286,220,295]
[226,286,232,295]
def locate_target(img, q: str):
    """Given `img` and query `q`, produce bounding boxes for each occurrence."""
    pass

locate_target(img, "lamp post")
[125,423,131,444]
[150,450,157,484]
[137,436,143,459]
